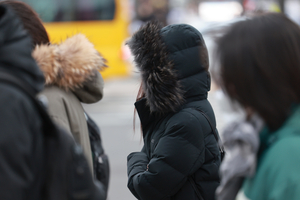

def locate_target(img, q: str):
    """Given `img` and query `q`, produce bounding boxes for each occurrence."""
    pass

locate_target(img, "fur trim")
[128,21,184,114]
[32,34,107,90]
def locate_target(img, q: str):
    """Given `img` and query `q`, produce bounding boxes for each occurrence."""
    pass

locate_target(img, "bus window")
[75,0,115,21]
[17,0,130,79]
[21,0,116,22]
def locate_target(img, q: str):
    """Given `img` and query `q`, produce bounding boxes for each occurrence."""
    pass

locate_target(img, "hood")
[0,5,44,94]
[32,34,107,103]
[128,21,210,114]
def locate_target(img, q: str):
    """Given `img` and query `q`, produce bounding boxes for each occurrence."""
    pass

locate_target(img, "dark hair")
[0,1,49,46]
[133,83,145,134]
[217,13,300,130]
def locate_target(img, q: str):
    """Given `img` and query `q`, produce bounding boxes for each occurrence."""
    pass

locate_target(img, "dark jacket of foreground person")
[127,22,221,200]
[0,6,45,199]
[0,5,105,200]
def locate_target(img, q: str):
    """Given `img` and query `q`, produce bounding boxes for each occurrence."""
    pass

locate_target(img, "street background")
[13,0,298,199]
[82,0,300,199]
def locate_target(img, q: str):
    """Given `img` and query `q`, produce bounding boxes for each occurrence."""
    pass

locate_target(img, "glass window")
[21,0,116,22]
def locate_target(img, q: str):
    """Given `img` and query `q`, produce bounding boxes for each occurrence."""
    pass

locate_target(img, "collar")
[135,98,169,133]
[259,104,300,154]
[134,98,156,131]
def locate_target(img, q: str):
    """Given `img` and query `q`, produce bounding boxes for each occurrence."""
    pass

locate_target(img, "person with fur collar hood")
[0,3,106,200]
[127,21,221,200]
[33,34,106,174]
[0,1,106,175]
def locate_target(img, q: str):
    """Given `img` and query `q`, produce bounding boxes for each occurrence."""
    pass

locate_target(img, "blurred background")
[6,0,300,199]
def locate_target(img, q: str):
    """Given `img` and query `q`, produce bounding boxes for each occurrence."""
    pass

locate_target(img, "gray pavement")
[83,76,241,200]
[83,77,142,200]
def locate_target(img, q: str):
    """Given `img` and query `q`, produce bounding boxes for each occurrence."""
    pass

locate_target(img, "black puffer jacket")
[127,22,221,200]
[0,6,46,199]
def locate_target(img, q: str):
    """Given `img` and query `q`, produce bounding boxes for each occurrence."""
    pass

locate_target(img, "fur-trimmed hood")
[129,21,210,114]
[32,34,107,103]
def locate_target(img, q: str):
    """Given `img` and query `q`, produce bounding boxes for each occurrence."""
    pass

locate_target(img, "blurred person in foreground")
[0,2,107,200]
[0,1,106,177]
[0,5,46,199]
[127,21,221,200]
[215,13,300,200]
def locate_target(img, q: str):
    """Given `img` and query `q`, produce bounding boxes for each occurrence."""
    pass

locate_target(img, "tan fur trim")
[32,34,107,90]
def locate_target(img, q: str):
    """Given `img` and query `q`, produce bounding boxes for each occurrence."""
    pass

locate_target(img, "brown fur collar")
[128,21,184,114]
[32,34,107,90]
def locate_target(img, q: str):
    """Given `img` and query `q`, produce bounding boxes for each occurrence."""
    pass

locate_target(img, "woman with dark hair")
[0,0,106,181]
[127,21,221,200]
[216,13,300,200]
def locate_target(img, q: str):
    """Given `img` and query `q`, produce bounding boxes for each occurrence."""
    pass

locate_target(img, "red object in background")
[244,0,256,11]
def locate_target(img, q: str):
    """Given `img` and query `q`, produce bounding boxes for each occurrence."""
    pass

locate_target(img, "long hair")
[0,1,49,46]
[217,13,300,130]
[133,83,145,134]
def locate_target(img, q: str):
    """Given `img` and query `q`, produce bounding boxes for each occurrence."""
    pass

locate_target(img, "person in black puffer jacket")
[127,21,221,200]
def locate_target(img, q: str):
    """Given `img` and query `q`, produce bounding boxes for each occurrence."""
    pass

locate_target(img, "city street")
[83,76,142,200]
[0,0,298,199]
[83,76,242,200]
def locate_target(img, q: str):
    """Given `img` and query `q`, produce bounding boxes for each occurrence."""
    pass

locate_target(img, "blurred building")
[129,0,170,34]
[129,0,211,33]
[244,0,300,24]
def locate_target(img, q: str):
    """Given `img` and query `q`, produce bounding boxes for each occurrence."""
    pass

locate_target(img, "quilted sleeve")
[127,111,205,200]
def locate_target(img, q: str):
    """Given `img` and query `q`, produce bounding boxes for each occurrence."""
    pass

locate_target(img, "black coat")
[127,23,221,200]
[0,6,46,199]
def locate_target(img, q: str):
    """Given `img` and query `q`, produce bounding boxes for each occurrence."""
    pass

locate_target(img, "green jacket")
[237,106,300,200]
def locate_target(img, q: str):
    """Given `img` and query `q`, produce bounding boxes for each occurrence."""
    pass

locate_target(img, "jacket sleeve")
[0,91,42,199]
[91,180,107,200]
[127,152,150,199]
[127,111,205,200]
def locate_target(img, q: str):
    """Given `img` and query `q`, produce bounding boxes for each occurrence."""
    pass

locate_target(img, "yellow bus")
[21,0,130,79]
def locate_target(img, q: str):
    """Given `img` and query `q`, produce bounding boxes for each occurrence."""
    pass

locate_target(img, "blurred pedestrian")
[129,0,155,35]
[0,0,106,176]
[127,21,221,200]
[0,4,106,200]
[0,5,46,199]
[33,34,106,174]
[0,2,111,198]
[216,13,300,200]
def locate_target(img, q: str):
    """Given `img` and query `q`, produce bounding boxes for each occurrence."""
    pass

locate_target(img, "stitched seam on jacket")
[186,110,207,174]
